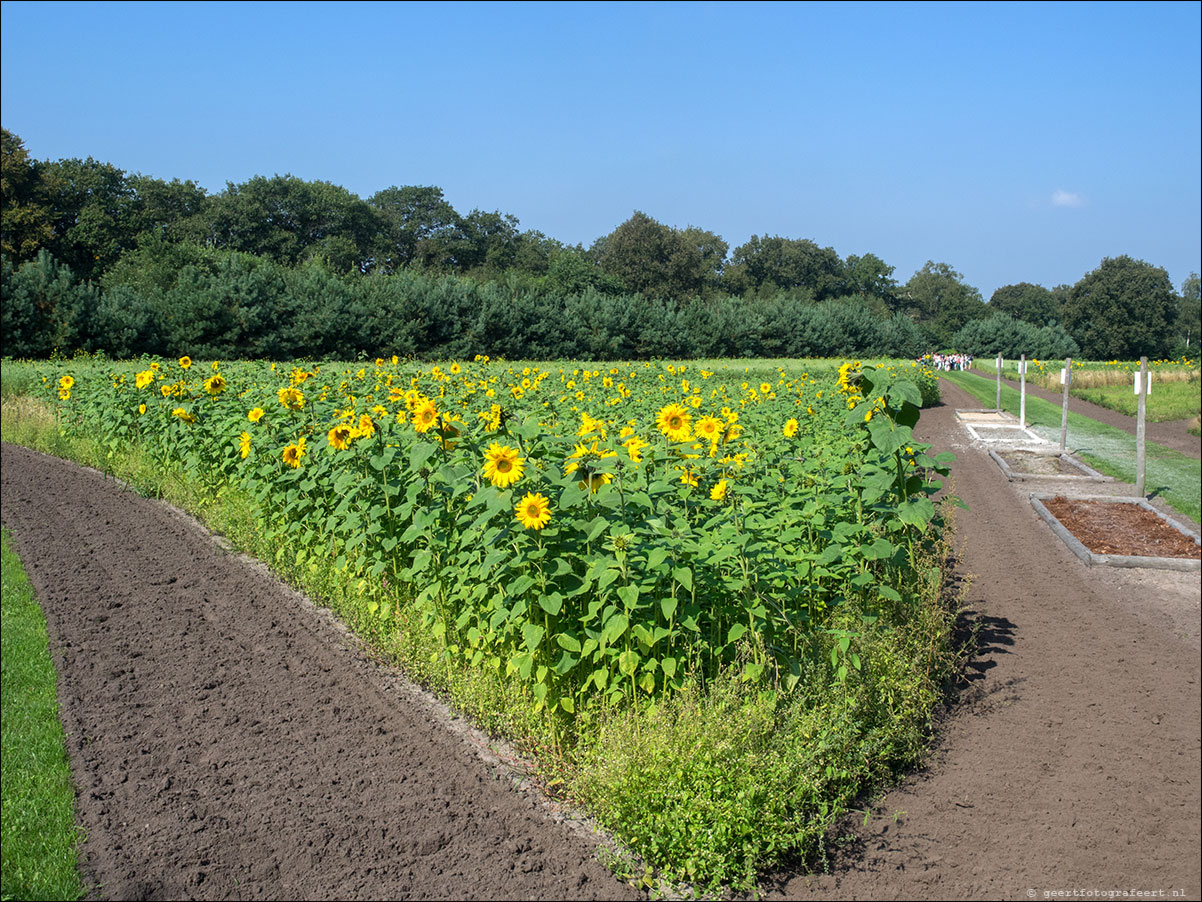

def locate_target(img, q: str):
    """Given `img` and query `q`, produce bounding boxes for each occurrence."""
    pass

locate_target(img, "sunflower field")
[21,354,959,889]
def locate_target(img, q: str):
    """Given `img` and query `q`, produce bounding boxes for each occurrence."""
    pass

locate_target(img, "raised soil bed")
[989,449,1109,482]
[1030,493,1201,570]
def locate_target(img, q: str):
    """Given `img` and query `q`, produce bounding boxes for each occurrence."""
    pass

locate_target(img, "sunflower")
[622,435,649,464]
[482,443,524,488]
[278,387,305,410]
[282,437,307,468]
[694,416,724,443]
[710,479,728,501]
[239,431,252,459]
[328,424,354,450]
[565,441,616,492]
[204,374,227,396]
[138,403,147,415]
[412,399,439,433]
[248,407,265,423]
[58,375,74,391]
[783,418,799,438]
[354,413,375,439]
[135,370,155,389]
[178,356,192,369]
[679,469,699,488]
[172,407,196,424]
[515,492,552,530]
[656,403,692,442]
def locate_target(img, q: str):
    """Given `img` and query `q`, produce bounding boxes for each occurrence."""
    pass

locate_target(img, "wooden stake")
[1136,356,1148,497]
[1019,354,1027,428]
[996,353,1003,413]
[1059,357,1071,451]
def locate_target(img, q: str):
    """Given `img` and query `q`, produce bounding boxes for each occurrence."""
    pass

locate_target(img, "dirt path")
[969,367,1201,458]
[762,378,1201,900]
[0,442,641,902]
[2,378,1200,900]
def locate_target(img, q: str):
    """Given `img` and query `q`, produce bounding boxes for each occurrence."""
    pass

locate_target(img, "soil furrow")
[1,441,639,902]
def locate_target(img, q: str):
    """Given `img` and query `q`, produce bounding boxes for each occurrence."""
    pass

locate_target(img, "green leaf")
[728,622,748,644]
[559,696,575,714]
[409,441,437,472]
[522,623,545,653]
[538,593,563,616]
[601,612,628,647]
[672,566,693,594]
[556,632,582,653]
[660,595,678,621]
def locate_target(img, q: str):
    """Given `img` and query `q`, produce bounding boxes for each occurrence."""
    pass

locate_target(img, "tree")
[724,235,842,300]
[38,156,135,280]
[1,128,55,263]
[1062,256,1178,359]
[206,175,384,271]
[594,211,725,304]
[901,261,987,348]
[368,185,462,271]
[988,282,1060,327]
[1178,273,1201,351]
[842,252,899,310]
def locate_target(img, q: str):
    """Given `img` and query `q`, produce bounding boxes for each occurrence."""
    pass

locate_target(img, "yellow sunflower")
[239,431,252,459]
[204,374,226,396]
[58,375,74,391]
[354,413,375,439]
[278,387,305,410]
[178,356,192,369]
[135,370,155,389]
[248,407,265,423]
[710,479,728,501]
[282,437,307,468]
[515,492,552,530]
[482,443,525,488]
[694,416,724,443]
[565,441,616,492]
[412,399,439,433]
[656,403,692,442]
[783,418,799,438]
[328,424,354,450]
[172,407,196,424]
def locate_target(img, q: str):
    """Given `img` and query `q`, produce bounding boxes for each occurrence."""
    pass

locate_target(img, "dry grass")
[1032,367,1200,392]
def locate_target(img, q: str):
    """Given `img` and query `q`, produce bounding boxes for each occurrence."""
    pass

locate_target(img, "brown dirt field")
[2,376,1199,901]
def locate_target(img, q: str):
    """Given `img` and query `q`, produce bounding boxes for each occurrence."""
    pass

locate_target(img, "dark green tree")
[1,128,55,263]
[841,252,899,311]
[1063,256,1179,359]
[368,185,462,270]
[594,211,725,304]
[901,261,987,348]
[724,235,842,300]
[988,282,1060,326]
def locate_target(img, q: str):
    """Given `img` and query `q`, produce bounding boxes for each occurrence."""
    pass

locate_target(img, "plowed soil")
[2,376,1199,901]
[1042,497,1201,559]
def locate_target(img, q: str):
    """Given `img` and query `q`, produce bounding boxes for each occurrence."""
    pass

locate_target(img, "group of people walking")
[921,353,974,371]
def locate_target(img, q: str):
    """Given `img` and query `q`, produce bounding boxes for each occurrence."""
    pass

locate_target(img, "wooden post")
[995,353,1003,413]
[1059,357,1072,451]
[1019,354,1027,428]
[1136,356,1148,497]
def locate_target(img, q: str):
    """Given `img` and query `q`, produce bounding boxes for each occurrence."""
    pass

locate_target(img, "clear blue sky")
[3,0,1199,300]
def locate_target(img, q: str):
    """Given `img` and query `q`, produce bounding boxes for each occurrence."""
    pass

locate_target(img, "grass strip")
[1,528,86,902]
[944,371,1200,523]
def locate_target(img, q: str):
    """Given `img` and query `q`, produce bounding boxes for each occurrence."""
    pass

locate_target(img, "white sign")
[1134,372,1152,395]
[1060,368,1067,385]
[1018,361,1027,375]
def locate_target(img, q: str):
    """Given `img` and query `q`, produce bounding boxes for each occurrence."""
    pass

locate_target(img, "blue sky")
[2,0,1199,299]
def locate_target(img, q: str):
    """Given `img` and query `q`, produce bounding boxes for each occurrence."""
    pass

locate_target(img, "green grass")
[1074,380,1201,422]
[945,370,1201,523]
[1,530,86,902]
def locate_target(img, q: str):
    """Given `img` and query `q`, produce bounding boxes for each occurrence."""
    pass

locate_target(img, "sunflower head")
[278,387,305,410]
[515,492,552,530]
[282,437,307,468]
[565,441,616,492]
[328,424,354,450]
[239,431,252,459]
[204,374,226,396]
[656,403,692,442]
[412,400,439,433]
[482,442,525,488]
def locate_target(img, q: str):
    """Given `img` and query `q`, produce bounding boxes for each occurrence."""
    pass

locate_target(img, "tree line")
[2,128,1197,361]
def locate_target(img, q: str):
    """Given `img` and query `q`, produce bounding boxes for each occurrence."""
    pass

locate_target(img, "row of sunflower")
[46,355,948,716]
